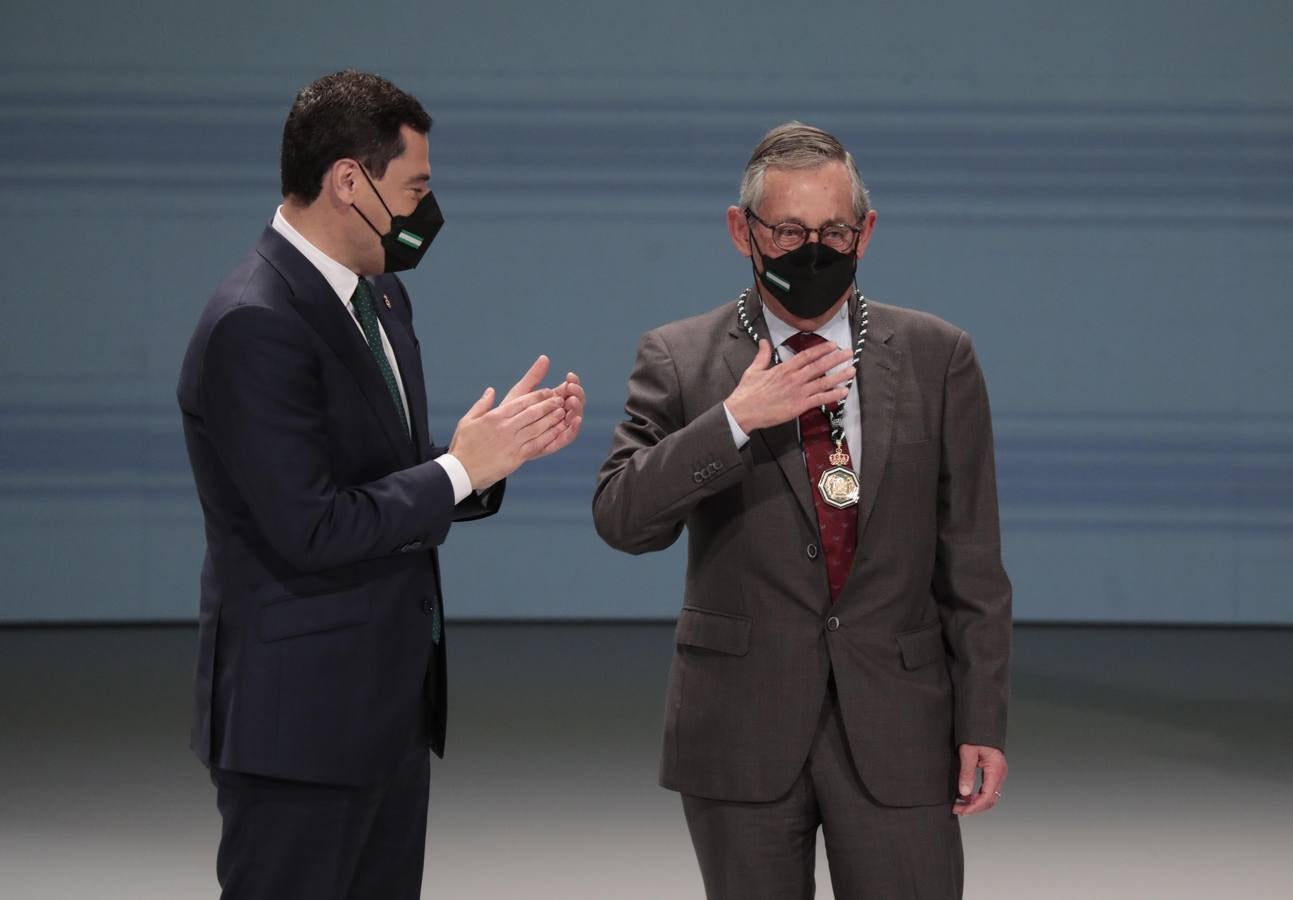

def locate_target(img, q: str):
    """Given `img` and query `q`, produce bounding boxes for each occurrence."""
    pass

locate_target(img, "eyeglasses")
[745,209,864,254]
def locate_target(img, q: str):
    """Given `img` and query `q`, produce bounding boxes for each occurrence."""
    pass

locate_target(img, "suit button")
[714,460,724,471]
[806,543,818,559]
[826,616,840,632]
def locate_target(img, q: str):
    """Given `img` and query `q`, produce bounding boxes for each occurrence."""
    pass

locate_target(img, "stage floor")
[2,623,1290,899]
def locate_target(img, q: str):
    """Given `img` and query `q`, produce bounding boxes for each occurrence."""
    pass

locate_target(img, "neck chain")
[736,286,868,434]
[735,286,869,510]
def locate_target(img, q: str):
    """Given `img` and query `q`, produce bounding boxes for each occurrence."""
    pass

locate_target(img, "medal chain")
[735,286,869,462]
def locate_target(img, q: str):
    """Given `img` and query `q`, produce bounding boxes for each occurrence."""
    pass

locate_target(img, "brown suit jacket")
[593,292,1011,806]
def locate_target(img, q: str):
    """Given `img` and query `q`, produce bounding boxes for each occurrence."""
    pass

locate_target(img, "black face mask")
[352,167,445,273]
[750,233,857,320]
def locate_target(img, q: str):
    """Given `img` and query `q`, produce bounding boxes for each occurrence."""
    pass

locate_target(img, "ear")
[855,209,878,260]
[727,205,753,257]
[327,158,362,205]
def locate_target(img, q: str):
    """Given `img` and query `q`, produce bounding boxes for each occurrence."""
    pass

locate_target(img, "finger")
[521,423,566,459]
[958,783,998,817]
[958,762,997,816]
[550,371,581,391]
[805,386,850,410]
[561,382,586,412]
[981,749,1007,783]
[957,745,979,798]
[507,396,565,433]
[559,377,586,397]
[745,339,773,372]
[553,378,586,400]
[536,414,583,456]
[557,414,583,445]
[780,340,840,371]
[516,406,569,447]
[974,755,1007,814]
[505,355,551,401]
[956,745,978,804]
[812,365,856,391]
[955,748,1001,817]
[797,348,854,380]
[494,388,556,419]
[464,387,495,420]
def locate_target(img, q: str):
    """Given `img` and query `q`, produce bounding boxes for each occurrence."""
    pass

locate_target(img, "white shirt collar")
[763,295,853,355]
[271,205,361,306]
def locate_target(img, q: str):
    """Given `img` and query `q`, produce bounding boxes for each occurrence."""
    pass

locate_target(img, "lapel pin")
[383,294,392,309]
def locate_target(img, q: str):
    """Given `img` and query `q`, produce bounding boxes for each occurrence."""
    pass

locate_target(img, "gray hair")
[738,122,872,221]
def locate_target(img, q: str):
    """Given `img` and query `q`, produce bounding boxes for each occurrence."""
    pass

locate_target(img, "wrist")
[434,452,474,504]
[452,450,482,491]
[725,393,757,434]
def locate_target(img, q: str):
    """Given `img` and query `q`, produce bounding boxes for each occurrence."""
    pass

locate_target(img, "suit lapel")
[371,280,430,463]
[256,228,415,466]
[721,299,818,531]
[831,299,898,598]
[853,309,898,543]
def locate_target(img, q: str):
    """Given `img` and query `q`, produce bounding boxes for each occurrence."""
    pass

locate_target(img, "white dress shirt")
[270,207,474,503]
[723,299,863,476]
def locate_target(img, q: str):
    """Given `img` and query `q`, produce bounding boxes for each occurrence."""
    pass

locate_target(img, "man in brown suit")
[593,123,1011,899]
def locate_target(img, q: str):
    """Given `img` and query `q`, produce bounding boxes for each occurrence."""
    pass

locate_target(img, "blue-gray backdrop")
[2,0,1290,623]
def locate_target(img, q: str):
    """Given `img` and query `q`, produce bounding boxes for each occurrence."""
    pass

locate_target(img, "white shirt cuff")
[433,453,473,505]
[723,403,750,449]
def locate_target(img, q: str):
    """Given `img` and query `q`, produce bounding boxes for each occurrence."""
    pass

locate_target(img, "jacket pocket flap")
[676,606,751,657]
[259,590,370,643]
[896,624,945,670]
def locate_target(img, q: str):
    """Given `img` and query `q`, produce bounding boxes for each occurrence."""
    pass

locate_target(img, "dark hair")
[280,70,432,202]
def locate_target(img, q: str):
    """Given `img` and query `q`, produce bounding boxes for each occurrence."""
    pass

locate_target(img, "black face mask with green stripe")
[750,233,857,320]
[352,167,445,273]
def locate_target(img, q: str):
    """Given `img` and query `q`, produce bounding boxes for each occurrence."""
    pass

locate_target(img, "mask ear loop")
[351,163,394,237]
[745,215,773,299]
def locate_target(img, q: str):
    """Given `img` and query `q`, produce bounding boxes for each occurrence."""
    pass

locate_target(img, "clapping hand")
[449,355,584,489]
[503,355,584,458]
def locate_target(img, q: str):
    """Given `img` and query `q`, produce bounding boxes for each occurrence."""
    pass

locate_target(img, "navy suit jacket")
[177,226,500,786]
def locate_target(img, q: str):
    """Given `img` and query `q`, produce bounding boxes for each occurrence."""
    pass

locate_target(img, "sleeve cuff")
[723,403,751,449]
[433,453,473,505]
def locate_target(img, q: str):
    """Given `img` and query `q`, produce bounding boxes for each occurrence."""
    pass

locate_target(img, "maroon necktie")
[783,331,857,602]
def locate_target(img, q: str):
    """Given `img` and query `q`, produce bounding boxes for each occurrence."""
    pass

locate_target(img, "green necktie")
[351,280,441,643]
[350,280,410,438]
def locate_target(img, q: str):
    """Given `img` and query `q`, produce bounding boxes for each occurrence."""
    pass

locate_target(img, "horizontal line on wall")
[7,405,1293,425]
[0,491,1287,534]
[3,202,1286,228]
[1,91,1287,227]
[2,410,1289,526]
[3,74,1292,118]
[5,423,1290,465]
[2,617,1290,630]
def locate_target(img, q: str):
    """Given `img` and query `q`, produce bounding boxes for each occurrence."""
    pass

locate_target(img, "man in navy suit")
[177,70,584,900]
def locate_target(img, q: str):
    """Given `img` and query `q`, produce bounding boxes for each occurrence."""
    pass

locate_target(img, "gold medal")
[818,442,860,509]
